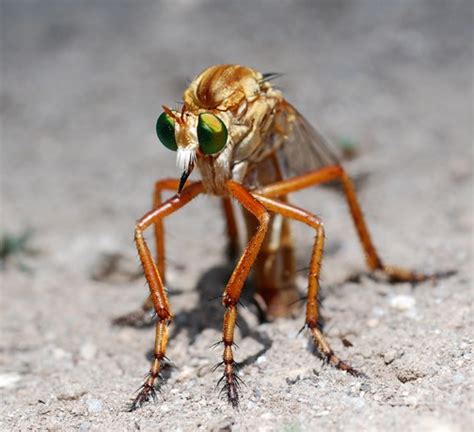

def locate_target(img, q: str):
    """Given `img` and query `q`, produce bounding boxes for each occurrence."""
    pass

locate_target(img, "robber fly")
[116,64,449,410]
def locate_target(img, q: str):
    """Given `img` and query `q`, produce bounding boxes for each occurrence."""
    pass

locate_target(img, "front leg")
[217,181,270,406]
[129,182,204,411]
[114,178,182,328]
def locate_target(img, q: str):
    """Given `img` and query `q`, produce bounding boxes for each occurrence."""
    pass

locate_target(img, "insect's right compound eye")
[156,112,178,151]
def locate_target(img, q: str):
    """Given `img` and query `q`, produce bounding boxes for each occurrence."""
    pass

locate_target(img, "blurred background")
[1,1,472,431]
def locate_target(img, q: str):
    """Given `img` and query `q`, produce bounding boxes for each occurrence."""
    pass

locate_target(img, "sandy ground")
[1,1,473,431]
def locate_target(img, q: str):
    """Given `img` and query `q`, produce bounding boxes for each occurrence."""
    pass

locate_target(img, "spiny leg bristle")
[214,361,243,408]
[128,382,159,412]
[220,372,241,408]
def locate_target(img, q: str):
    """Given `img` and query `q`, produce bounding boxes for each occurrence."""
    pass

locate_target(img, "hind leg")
[256,165,454,282]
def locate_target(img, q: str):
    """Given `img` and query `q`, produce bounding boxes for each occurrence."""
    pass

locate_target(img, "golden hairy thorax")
[183,64,265,112]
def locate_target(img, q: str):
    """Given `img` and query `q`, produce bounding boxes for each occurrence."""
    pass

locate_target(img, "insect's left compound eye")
[197,113,228,155]
[156,112,178,151]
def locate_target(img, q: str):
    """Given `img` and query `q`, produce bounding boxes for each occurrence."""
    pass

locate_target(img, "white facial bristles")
[176,148,196,171]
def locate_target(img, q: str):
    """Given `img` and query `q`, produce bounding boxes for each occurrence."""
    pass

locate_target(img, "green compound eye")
[156,112,177,151]
[197,113,228,155]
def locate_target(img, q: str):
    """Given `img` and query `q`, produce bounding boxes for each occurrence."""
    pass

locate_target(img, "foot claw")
[216,364,241,408]
[128,383,158,412]
[309,326,365,379]
[225,376,240,408]
[340,363,367,379]
[380,266,456,284]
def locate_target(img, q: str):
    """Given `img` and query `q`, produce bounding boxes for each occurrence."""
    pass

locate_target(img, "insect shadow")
[145,260,273,370]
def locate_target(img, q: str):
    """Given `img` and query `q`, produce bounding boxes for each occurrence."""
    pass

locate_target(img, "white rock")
[350,397,365,410]
[79,422,91,432]
[453,372,466,384]
[86,398,103,413]
[80,342,97,361]
[0,373,21,389]
[366,318,379,328]
[389,294,416,311]
[53,347,70,359]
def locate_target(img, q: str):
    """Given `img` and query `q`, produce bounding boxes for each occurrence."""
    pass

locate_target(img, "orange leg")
[218,181,270,406]
[253,193,359,375]
[116,180,240,326]
[152,179,182,279]
[247,210,299,319]
[221,196,240,259]
[257,165,442,283]
[152,180,241,277]
[249,153,299,318]
[129,182,204,411]
[114,179,183,326]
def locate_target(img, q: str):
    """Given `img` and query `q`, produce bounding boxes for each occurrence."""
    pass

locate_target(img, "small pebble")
[175,366,194,382]
[86,398,103,413]
[53,347,70,360]
[350,397,365,410]
[389,295,416,311]
[45,420,63,431]
[197,364,210,377]
[366,318,379,328]
[453,372,465,384]
[371,306,385,317]
[405,395,418,407]
[80,342,97,361]
[383,349,404,365]
[0,373,21,389]
[79,422,91,432]
[57,385,87,401]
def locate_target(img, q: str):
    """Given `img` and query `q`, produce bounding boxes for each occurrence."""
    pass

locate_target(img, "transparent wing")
[240,99,341,180]
[275,100,340,178]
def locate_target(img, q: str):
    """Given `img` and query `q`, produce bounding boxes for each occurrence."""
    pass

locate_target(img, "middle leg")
[221,196,240,260]
[246,209,299,320]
